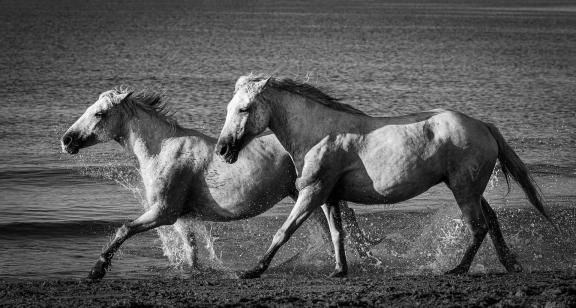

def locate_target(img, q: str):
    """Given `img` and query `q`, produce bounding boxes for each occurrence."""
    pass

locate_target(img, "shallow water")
[0,0,575,279]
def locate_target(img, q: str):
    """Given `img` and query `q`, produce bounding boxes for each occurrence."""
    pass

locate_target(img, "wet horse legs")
[240,185,333,279]
[88,207,177,281]
[322,202,347,277]
[174,219,199,269]
[446,196,522,274]
[481,197,522,272]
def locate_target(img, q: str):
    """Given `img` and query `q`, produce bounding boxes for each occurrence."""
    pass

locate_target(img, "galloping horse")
[61,88,377,280]
[216,74,552,278]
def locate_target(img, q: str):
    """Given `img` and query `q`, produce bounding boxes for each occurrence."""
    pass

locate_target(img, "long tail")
[485,123,553,223]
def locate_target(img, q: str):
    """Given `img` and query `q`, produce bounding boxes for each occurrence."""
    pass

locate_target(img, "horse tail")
[484,123,553,223]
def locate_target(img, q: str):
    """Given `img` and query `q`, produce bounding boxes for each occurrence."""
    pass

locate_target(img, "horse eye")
[95,112,106,118]
[239,107,249,113]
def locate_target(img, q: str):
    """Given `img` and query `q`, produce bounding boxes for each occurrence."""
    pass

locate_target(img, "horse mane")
[243,74,367,116]
[110,87,181,129]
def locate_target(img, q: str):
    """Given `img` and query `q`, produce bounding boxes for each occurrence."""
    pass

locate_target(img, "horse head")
[61,89,133,154]
[216,75,272,164]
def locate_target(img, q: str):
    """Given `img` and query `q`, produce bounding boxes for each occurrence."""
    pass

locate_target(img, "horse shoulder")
[144,138,205,202]
[296,135,344,191]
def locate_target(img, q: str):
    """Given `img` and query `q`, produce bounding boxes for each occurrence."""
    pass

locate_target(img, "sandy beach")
[1,271,575,307]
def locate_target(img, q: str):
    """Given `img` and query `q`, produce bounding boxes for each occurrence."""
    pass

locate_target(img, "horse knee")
[115,225,130,239]
[272,229,287,244]
[330,228,343,242]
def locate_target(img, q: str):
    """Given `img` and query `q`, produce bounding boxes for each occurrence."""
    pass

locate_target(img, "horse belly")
[192,180,291,221]
[335,167,441,204]
[198,153,296,221]
[334,130,444,204]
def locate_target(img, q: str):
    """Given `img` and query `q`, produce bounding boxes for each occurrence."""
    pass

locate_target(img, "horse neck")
[268,91,360,164]
[119,109,182,165]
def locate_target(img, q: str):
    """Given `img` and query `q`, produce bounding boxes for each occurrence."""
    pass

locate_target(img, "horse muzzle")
[61,132,82,154]
[215,138,240,164]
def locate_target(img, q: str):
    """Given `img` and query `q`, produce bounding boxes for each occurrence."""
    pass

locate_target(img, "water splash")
[73,162,231,273]
[406,207,470,274]
[487,167,501,191]
[357,204,576,276]
[65,161,575,278]
[156,220,229,273]
[194,222,227,270]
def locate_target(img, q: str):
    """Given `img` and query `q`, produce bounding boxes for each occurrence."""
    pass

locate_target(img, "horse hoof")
[87,268,106,281]
[365,256,382,266]
[192,265,203,272]
[505,262,522,273]
[328,269,347,278]
[445,267,467,275]
[238,270,262,279]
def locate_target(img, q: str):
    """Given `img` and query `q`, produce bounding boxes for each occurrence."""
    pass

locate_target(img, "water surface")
[0,0,575,279]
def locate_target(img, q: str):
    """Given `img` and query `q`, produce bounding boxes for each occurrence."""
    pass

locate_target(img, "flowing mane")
[108,87,181,129]
[244,75,367,116]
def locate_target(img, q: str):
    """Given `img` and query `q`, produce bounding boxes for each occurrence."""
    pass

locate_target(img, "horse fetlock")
[329,267,348,278]
[88,267,106,281]
[361,253,383,266]
[238,266,264,279]
[88,262,108,281]
[88,256,112,280]
[502,257,522,273]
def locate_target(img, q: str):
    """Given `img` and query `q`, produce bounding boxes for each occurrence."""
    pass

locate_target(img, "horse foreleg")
[88,207,177,281]
[174,219,199,270]
[321,202,348,277]
[291,192,332,245]
[239,184,329,279]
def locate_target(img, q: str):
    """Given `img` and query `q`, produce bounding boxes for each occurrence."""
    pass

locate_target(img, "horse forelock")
[239,74,366,116]
[235,73,268,94]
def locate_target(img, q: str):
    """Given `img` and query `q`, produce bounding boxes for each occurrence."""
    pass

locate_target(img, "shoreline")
[1,271,575,307]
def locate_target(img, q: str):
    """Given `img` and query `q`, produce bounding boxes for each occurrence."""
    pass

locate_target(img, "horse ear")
[257,77,272,92]
[115,91,134,104]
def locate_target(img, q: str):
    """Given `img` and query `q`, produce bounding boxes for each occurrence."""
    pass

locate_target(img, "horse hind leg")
[445,196,488,275]
[322,202,348,277]
[340,203,382,264]
[480,197,522,272]
[306,197,381,264]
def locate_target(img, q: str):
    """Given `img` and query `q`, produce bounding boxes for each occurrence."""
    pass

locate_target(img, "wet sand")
[1,271,574,307]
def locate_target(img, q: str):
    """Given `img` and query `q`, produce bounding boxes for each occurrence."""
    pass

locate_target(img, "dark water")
[0,0,575,279]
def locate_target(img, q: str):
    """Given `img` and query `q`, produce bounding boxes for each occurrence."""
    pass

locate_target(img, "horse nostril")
[219,144,229,156]
[62,135,73,146]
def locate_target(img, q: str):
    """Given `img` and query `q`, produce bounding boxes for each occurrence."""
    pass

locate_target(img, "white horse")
[61,88,378,280]
[216,75,553,278]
